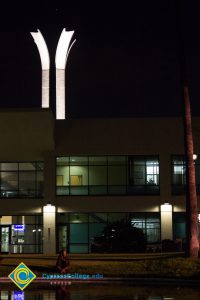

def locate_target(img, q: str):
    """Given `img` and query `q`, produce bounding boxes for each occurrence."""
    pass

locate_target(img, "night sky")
[0,1,200,118]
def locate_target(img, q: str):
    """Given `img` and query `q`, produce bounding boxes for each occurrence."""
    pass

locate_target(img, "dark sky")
[0,1,200,118]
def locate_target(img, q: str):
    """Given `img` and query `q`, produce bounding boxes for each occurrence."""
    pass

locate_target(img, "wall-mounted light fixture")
[43,203,56,213]
[160,202,172,212]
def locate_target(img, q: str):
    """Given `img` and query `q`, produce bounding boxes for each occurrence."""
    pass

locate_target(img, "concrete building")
[0,109,200,254]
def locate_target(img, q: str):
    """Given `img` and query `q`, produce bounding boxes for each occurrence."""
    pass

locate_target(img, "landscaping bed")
[1,254,200,279]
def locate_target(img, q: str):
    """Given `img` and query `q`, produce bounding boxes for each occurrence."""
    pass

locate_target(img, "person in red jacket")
[56,249,70,274]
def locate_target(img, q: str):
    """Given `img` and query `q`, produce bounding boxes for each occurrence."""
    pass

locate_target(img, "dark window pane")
[89,156,107,165]
[70,156,88,165]
[19,163,36,171]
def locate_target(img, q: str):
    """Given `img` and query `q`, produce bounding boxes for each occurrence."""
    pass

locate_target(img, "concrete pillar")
[56,69,65,120]
[44,152,56,205]
[42,70,49,108]
[160,203,173,240]
[43,152,56,254]
[43,204,56,254]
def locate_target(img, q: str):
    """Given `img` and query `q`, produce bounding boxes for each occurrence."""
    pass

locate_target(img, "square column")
[43,204,56,254]
[160,203,173,240]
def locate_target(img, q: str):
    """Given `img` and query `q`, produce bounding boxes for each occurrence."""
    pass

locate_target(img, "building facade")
[0,110,200,254]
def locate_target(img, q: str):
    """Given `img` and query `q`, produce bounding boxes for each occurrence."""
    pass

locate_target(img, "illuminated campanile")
[55,29,75,119]
[31,28,75,119]
[30,30,50,108]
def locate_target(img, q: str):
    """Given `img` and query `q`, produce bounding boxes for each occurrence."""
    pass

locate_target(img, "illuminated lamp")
[43,203,56,213]
[160,202,172,212]
[30,29,50,108]
[193,154,198,161]
[55,28,75,120]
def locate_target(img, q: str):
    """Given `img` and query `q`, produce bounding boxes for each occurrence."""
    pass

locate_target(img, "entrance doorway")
[57,225,69,253]
[0,225,11,253]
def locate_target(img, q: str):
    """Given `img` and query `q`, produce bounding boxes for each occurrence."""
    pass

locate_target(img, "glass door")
[0,225,11,253]
[57,225,68,253]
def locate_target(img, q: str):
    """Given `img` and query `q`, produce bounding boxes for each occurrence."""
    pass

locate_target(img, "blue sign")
[13,291,24,300]
[14,225,25,231]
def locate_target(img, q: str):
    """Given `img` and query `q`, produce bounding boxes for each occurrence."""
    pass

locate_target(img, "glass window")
[70,156,88,166]
[57,212,161,254]
[57,166,69,186]
[56,155,159,196]
[108,213,129,223]
[69,166,88,186]
[89,166,107,185]
[36,162,44,171]
[19,163,36,171]
[36,171,43,191]
[0,161,43,198]
[107,156,127,165]
[57,213,70,223]
[69,244,88,253]
[131,213,160,243]
[10,215,43,254]
[89,223,107,252]
[172,156,186,185]
[69,213,88,223]
[1,172,18,190]
[89,213,108,223]
[1,163,18,171]
[173,213,186,239]
[132,158,146,185]
[130,157,159,186]
[108,165,127,185]
[70,224,88,243]
[146,159,159,185]
[129,156,159,194]
[89,223,106,240]
[56,157,70,165]
[172,155,186,194]
[19,172,36,190]
[89,156,107,165]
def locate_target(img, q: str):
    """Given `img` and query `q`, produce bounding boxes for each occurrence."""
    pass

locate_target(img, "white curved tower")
[30,29,50,108]
[55,29,75,119]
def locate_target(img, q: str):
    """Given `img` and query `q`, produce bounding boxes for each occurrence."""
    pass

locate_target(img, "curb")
[1,277,200,286]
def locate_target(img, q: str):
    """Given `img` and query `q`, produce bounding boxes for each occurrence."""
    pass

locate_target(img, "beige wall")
[56,196,160,213]
[0,113,200,215]
[55,117,185,155]
[0,109,54,161]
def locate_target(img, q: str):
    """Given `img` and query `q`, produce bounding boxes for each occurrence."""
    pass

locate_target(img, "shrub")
[91,219,146,253]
